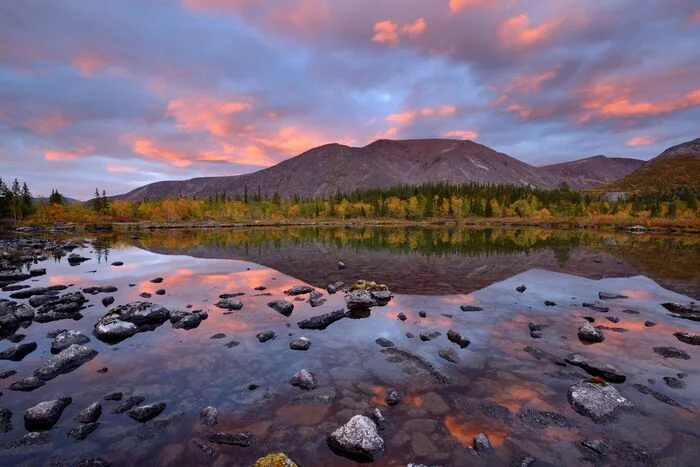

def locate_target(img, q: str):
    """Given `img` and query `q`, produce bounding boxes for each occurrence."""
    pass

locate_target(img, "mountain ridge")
[113,138,646,201]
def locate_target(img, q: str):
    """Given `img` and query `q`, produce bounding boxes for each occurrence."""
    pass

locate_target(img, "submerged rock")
[268,300,294,316]
[327,415,385,461]
[67,422,99,440]
[326,282,345,294]
[0,408,12,433]
[128,402,166,422]
[111,396,145,414]
[215,299,243,310]
[633,383,685,409]
[385,389,401,406]
[567,381,633,423]
[9,376,45,392]
[374,338,394,348]
[381,347,450,383]
[76,402,102,424]
[308,290,326,307]
[473,433,492,453]
[653,346,690,359]
[24,397,72,430]
[34,344,98,381]
[565,354,626,383]
[0,342,37,361]
[578,322,605,343]
[256,331,276,343]
[206,431,253,446]
[583,302,609,313]
[438,348,461,363]
[419,330,441,342]
[516,284,527,293]
[297,309,347,330]
[290,369,316,390]
[200,406,218,426]
[662,302,700,321]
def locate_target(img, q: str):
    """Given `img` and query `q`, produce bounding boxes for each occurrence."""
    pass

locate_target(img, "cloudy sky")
[0,0,698,199]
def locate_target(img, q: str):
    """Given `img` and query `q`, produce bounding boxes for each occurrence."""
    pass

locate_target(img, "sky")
[0,0,698,199]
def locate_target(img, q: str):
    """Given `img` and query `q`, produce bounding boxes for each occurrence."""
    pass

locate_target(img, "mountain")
[541,155,643,189]
[606,138,700,194]
[114,138,641,201]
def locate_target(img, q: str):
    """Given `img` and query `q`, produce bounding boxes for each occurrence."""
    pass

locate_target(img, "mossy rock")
[254,453,298,467]
[349,280,388,292]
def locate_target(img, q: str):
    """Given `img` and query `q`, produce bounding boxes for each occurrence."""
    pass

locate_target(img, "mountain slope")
[114,138,643,201]
[541,155,643,189]
[606,138,700,194]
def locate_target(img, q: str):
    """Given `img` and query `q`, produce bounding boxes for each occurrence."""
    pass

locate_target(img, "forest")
[2,178,699,225]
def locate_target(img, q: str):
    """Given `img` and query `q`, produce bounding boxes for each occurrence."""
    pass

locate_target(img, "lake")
[0,226,699,466]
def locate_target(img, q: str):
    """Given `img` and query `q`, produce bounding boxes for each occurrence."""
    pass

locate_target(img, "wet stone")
[606,316,620,323]
[544,300,556,306]
[397,313,407,321]
[76,402,102,423]
[192,439,215,457]
[565,354,626,383]
[256,331,276,343]
[418,311,427,318]
[9,376,45,392]
[633,383,685,409]
[224,340,240,348]
[674,332,700,345]
[644,321,656,327]
[34,344,98,381]
[104,392,123,401]
[578,322,605,343]
[518,409,572,428]
[0,408,12,433]
[385,389,402,406]
[210,333,226,339]
[599,292,628,300]
[24,397,72,430]
[473,433,492,453]
[326,281,345,294]
[206,431,253,446]
[67,422,99,440]
[447,329,470,348]
[297,309,347,330]
[0,370,17,379]
[653,346,690,359]
[512,456,536,467]
[460,305,483,312]
[111,396,145,414]
[516,284,527,293]
[150,277,163,283]
[215,299,243,310]
[438,348,461,363]
[375,338,394,348]
[622,309,640,315]
[583,302,609,312]
[267,300,293,316]
[51,330,90,353]
[101,296,115,307]
[284,285,315,296]
[128,402,166,422]
[290,337,311,351]
[419,330,441,342]
[290,369,316,390]
[155,289,165,295]
[663,376,685,389]
[139,292,151,299]
[0,341,37,361]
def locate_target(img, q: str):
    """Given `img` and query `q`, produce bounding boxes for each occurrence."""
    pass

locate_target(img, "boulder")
[578,322,605,343]
[290,369,316,390]
[567,381,633,422]
[51,330,90,354]
[215,299,243,310]
[327,415,385,461]
[447,330,470,348]
[24,397,72,430]
[34,344,98,381]
[565,354,626,383]
[127,402,166,422]
[76,402,102,424]
[284,285,315,296]
[268,300,294,316]
[290,337,311,351]
[0,342,37,361]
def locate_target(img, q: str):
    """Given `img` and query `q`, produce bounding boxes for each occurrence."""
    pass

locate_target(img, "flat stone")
[9,376,45,392]
[567,381,633,423]
[565,354,626,383]
[76,402,102,423]
[67,422,99,440]
[206,431,253,446]
[256,331,276,343]
[327,415,385,461]
[599,292,628,300]
[215,299,243,310]
[375,338,394,348]
[460,305,483,312]
[284,285,315,296]
[297,309,347,330]
[0,342,37,361]
[127,402,166,422]
[290,337,311,351]
[447,329,470,348]
[674,332,700,345]
[51,330,90,353]
[438,348,461,363]
[653,346,691,359]
[34,344,98,381]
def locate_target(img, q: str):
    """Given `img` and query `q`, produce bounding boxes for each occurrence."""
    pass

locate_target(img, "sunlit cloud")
[498,14,561,48]
[387,105,456,124]
[166,95,253,137]
[688,9,700,25]
[128,138,193,167]
[401,18,427,37]
[506,103,555,120]
[625,136,656,147]
[579,84,700,121]
[45,145,95,161]
[449,0,489,14]
[443,130,478,139]
[73,52,109,77]
[107,164,138,173]
[373,18,426,44]
[504,65,560,93]
[25,115,71,135]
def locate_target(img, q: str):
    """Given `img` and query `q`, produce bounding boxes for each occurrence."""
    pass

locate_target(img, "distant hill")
[541,155,643,189]
[606,138,700,194]
[113,138,644,201]
[33,196,81,205]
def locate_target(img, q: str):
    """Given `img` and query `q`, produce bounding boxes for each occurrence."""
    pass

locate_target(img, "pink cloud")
[443,130,478,139]
[373,20,399,44]
[166,95,253,136]
[73,53,109,77]
[504,65,560,93]
[25,115,71,135]
[506,103,555,120]
[386,105,456,124]
[107,164,137,173]
[44,145,95,161]
[449,0,489,14]
[401,18,427,37]
[129,138,193,167]
[498,14,561,48]
[625,136,656,146]
[688,9,700,25]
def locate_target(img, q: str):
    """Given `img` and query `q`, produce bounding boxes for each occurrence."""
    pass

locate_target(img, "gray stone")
[438,348,461,363]
[76,402,102,424]
[256,331,275,343]
[599,292,628,300]
[297,309,347,329]
[447,329,470,348]
[460,305,483,312]
[127,402,166,422]
[215,299,243,310]
[578,322,605,343]
[327,281,345,294]
[51,330,90,353]
[290,369,316,390]
[567,381,633,422]
[284,285,315,296]
[24,397,72,430]
[473,433,492,453]
[206,431,252,446]
[67,422,99,440]
[327,415,385,461]
[9,376,45,392]
[34,344,98,381]
[345,290,376,310]
[268,300,294,316]
[200,406,218,426]
[290,337,311,351]
[375,338,394,348]
[385,389,401,406]
[111,396,145,414]
[653,346,691,359]
[674,332,700,345]
[0,342,37,361]
[565,354,626,383]
[0,408,12,433]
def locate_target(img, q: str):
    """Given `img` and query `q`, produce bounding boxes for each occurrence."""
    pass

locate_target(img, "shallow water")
[0,226,699,466]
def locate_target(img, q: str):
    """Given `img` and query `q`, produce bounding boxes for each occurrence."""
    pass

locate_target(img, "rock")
[460,305,483,312]
[418,311,427,318]
[256,331,276,343]
[633,383,685,409]
[215,299,243,310]
[375,338,394,348]
[30,268,46,277]
[544,300,556,306]
[290,369,316,390]
[599,292,628,300]
[606,316,620,324]
[674,332,700,345]
[290,337,311,351]
[155,289,165,295]
[139,292,151,299]
[254,453,298,467]
[473,433,492,453]
[219,292,244,299]
[297,309,347,330]
[644,321,656,327]
[385,389,402,406]
[327,415,385,461]
[578,322,605,343]
[438,348,461,363]
[308,290,326,307]
[76,402,102,423]
[663,376,685,389]
[24,397,72,430]
[67,253,90,265]
[224,340,240,348]
[381,347,450,383]
[34,344,98,381]
[101,296,115,307]
[530,330,542,338]
[565,354,626,383]
[127,402,166,422]
[67,422,99,440]
[345,290,376,310]
[397,312,407,321]
[567,381,633,422]
[82,286,118,295]
[583,302,609,312]
[516,284,527,293]
[9,376,45,391]
[51,330,90,353]
[0,342,37,361]
[518,409,572,428]
[200,406,218,426]
[210,333,226,339]
[268,300,293,316]
[171,310,208,329]
[284,285,315,296]
[0,370,17,379]
[192,439,215,457]
[150,277,163,283]
[622,309,640,315]
[653,346,690,359]
[207,431,253,446]
[447,329,470,348]
[93,302,170,343]
[405,332,414,338]
[111,261,123,266]
[512,456,536,467]
[419,330,441,342]
[0,408,12,433]
[12,431,52,448]
[327,281,345,294]
[111,396,145,414]
[104,392,123,401]
[10,285,67,299]
[338,261,346,270]
[370,408,387,430]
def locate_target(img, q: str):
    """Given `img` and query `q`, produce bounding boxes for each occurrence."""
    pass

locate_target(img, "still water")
[0,226,699,466]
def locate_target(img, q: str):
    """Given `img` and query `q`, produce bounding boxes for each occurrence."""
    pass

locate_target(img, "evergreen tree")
[0,178,10,218]
[49,189,65,205]
[92,188,101,213]
[21,182,32,217]
[10,179,21,220]
[101,190,109,213]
